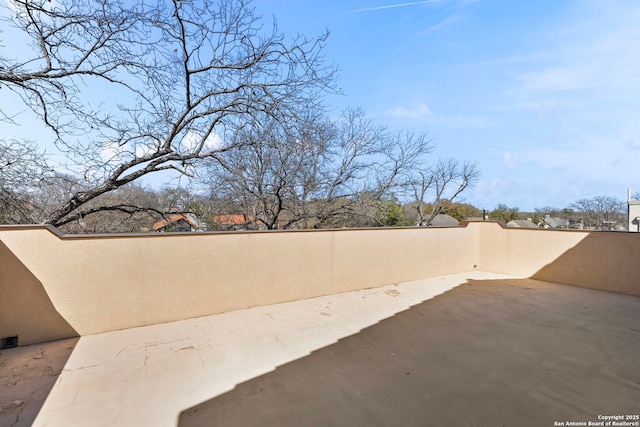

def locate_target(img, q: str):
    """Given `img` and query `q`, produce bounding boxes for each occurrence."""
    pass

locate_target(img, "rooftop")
[153,213,195,231]
[1,223,638,426]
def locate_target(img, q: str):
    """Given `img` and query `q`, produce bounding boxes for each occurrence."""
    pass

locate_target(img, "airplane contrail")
[347,0,446,13]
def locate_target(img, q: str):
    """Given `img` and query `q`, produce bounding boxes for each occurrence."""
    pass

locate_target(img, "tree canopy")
[1,0,336,226]
[0,0,480,232]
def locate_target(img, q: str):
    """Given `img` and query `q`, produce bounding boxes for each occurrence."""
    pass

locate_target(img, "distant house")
[542,215,569,229]
[427,214,460,227]
[507,219,539,229]
[567,218,584,230]
[212,214,254,230]
[628,196,640,232]
[153,213,205,232]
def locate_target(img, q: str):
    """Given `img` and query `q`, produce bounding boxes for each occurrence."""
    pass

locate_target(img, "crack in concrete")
[62,363,101,372]
[140,336,192,350]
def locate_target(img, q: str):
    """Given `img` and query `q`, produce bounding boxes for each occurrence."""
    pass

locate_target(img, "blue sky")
[252,0,640,211]
[3,0,639,212]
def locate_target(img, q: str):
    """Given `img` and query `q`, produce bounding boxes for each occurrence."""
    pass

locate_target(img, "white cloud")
[472,178,508,206]
[513,3,640,99]
[388,103,496,129]
[624,139,640,151]
[388,103,434,119]
[179,130,224,154]
[517,66,594,94]
[101,141,124,163]
[503,152,517,170]
[503,132,637,201]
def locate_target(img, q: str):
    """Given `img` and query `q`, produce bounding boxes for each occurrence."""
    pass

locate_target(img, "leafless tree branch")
[0,0,337,227]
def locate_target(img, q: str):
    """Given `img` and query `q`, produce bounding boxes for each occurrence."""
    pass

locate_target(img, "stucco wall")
[0,238,78,346]
[478,223,588,277]
[2,222,639,347]
[478,222,640,296]
[0,225,479,344]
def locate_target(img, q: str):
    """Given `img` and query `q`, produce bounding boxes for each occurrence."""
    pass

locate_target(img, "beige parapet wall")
[0,224,480,345]
[479,223,640,296]
[1,222,639,347]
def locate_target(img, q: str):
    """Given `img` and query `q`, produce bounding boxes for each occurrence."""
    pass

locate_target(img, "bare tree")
[0,139,51,223]
[307,109,433,228]
[206,107,433,229]
[570,196,625,230]
[0,0,335,228]
[408,159,479,226]
[207,115,323,229]
[0,145,177,231]
[25,175,169,232]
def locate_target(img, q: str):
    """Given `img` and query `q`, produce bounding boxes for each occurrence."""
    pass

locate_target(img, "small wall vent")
[0,336,18,349]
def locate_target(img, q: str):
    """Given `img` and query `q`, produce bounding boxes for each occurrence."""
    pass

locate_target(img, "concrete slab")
[0,338,78,427]
[33,271,491,426]
[180,277,640,426]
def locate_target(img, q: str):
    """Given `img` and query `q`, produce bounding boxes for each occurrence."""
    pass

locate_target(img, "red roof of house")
[153,213,196,231]
[213,214,253,225]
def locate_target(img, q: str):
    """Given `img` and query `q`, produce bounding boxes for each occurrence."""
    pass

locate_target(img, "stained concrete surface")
[33,271,484,426]
[179,279,640,426]
[0,338,78,427]
[13,273,640,426]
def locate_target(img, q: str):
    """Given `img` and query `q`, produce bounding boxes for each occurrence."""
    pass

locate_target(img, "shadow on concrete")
[531,232,640,296]
[0,337,79,427]
[0,240,79,346]
[0,239,80,426]
[179,278,640,426]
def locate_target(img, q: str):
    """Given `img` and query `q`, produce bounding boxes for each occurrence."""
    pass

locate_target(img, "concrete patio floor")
[180,276,640,427]
[2,271,638,426]
[0,338,78,427]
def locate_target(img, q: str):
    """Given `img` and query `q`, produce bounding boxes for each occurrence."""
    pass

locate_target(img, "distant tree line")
[488,195,627,230]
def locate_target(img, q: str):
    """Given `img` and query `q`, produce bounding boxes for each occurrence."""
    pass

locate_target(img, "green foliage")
[490,203,520,223]
[530,213,543,226]
[446,202,483,221]
[377,199,411,227]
